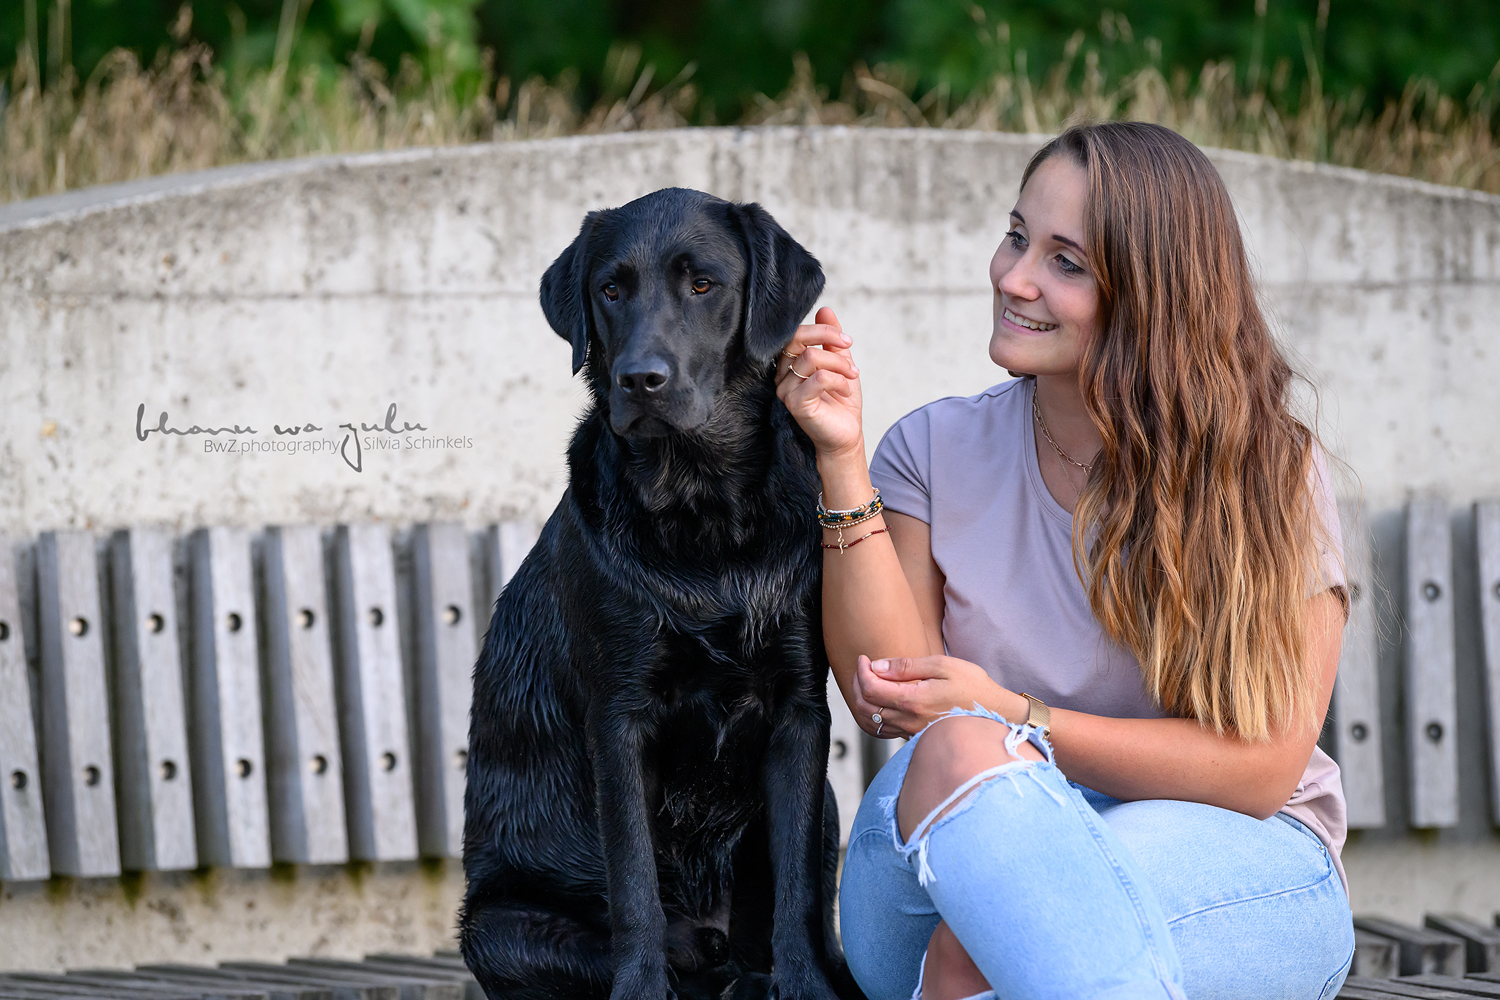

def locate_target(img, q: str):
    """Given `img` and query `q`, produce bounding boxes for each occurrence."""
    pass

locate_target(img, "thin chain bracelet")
[822,527,889,554]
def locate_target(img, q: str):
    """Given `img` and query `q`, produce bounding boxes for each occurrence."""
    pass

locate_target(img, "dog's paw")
[609,973,674,1000]
[718,973,775,1000]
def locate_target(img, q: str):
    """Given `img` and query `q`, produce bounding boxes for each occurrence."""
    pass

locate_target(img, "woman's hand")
[775,306,864,460]
[851,653,1022,739]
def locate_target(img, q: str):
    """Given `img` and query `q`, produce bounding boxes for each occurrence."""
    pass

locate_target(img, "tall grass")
[3,31,1498,204]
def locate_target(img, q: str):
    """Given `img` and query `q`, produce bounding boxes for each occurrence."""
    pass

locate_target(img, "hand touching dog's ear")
[540,212,601,375]
[731,202,826,366]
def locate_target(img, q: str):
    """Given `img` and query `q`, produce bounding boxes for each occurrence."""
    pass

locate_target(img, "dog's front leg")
[586,701,671,1000]
[763,704,841,1000]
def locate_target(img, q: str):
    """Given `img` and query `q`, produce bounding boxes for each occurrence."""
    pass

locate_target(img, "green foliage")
[3,1,1497,121]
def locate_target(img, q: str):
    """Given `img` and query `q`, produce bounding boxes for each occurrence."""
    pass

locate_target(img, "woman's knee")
[921,921,990,1000]
[898,715,1032,841]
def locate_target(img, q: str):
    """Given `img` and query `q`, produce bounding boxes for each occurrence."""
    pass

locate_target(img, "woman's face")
[988,155,1100,378]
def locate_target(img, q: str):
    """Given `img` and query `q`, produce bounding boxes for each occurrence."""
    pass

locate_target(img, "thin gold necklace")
[1032,391,1094,474]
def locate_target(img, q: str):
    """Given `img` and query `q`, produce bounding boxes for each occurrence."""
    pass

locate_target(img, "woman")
[776,122,1354,1000]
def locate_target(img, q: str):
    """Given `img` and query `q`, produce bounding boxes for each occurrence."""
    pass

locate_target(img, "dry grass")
[3,37,1498,204]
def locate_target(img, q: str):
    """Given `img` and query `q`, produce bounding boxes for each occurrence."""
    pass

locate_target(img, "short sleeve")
[1309,442,1347,604]
[869,405,934,524]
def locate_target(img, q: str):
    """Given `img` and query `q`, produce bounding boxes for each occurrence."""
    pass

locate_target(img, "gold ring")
[790,362,812,380]
[782,348,802,360]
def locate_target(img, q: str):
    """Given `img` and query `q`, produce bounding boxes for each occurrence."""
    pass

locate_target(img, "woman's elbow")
[1236,763,1308,821]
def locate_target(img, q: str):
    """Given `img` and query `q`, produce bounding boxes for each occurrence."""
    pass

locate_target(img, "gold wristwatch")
[1019,692,1051,738]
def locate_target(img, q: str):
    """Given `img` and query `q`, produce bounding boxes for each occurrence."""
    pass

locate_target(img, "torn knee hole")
[883,761,1068,887]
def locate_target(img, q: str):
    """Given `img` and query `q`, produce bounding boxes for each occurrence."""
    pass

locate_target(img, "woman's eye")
[1055,255,1084,275]
[603,283,619,301]
[691,278,712,294]
[1005,229,1026,250]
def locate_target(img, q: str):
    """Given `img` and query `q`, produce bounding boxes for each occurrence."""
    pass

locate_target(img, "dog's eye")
[602,283,619,301]
[690,278,711,295]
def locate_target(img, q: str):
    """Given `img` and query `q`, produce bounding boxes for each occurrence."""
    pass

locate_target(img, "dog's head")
[540,188,824,439]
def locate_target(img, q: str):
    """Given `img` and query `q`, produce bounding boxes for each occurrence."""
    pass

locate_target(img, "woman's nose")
[997,253,1040,300]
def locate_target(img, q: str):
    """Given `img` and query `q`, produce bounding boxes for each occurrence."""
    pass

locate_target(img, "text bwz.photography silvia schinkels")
[133,402,473,472]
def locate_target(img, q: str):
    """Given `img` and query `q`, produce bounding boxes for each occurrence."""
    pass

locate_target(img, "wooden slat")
[1336,499,1386,828]
[1426,913,1500,973]
[0,537,48,880]
[260,526,348,865]
[356,960,479,1000]
[63,971,262,1000]
[481,521,539,611]
[411,523,475,858]
[1477,501,1500,827]
[1399,976,1500,997]
[1353,929,1400,979]
[332,524,417,861]
[1355,916,1465,977]
[36,530,121,877]
[134,967,335,1000]
[283,962,460,1000]
[825,672,863,847]
[2,974,196,999]
[1338,977,1472,998]
[217,966,394,1000]
[109,528,197,871]
[1405,498,1459,828]
[189,527,271,868]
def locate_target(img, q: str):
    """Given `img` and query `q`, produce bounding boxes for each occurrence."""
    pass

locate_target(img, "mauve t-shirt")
[868,376,1349,894]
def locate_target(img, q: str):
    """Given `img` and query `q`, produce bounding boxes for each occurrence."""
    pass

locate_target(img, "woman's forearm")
[1045,708,1315,820]
[816,447,937,709]
[1039,590,1342,819]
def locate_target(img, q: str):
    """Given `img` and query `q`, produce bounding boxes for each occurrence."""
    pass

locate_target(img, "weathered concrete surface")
[0,858,462,969]
[1,128,1499,958]
[2,128,1497,535]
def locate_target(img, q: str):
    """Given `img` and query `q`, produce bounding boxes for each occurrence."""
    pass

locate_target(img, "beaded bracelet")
[824,507,881,530]
[822,527,889,554]
[816,488,883,528]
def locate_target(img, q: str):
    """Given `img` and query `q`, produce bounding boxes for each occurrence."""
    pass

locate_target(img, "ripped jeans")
[838,706,1354,1000]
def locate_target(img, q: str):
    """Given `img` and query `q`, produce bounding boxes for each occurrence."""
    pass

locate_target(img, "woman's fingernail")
[841,334,852,345]
[872,659,890,673]
[851,364,859,375]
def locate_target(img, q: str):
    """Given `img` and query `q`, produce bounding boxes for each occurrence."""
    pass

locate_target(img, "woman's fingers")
[779,318,854,378]
[851,659,921,738]
[850,693,917,739]
[777,345,860,389]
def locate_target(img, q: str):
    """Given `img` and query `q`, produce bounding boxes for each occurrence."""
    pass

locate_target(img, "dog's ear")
[540,213,600,375]
[730,202,825,366]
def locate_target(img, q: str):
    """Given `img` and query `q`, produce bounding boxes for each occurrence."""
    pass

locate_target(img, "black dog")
[459,188,862,1000]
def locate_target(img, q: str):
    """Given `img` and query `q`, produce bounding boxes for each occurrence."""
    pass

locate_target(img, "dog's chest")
[646,676,770,839]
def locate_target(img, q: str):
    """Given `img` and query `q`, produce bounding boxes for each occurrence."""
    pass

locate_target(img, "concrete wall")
[1,127,1499,962]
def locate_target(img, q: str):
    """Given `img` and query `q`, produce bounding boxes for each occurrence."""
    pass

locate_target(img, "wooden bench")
[0,497,1497,985]
[0,517,868,877]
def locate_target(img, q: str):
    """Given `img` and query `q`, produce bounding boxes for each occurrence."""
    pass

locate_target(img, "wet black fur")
[459,189,863,1000]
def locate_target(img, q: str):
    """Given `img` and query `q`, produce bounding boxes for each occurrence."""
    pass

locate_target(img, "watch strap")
[1019,692,1051,738]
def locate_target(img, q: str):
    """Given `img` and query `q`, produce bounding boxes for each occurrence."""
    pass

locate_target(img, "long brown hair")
[1025,121,1331,742]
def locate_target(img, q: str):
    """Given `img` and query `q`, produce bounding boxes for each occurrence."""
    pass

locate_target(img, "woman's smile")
[1000,305,1058,332]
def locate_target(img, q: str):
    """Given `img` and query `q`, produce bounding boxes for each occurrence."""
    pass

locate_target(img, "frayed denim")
[838,705,1353,1000]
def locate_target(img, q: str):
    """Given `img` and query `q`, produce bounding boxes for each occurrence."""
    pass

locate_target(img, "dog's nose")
[614,359,671,395]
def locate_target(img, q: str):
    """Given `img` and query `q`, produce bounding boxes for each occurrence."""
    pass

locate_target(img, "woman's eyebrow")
[1011,209,1082,252]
